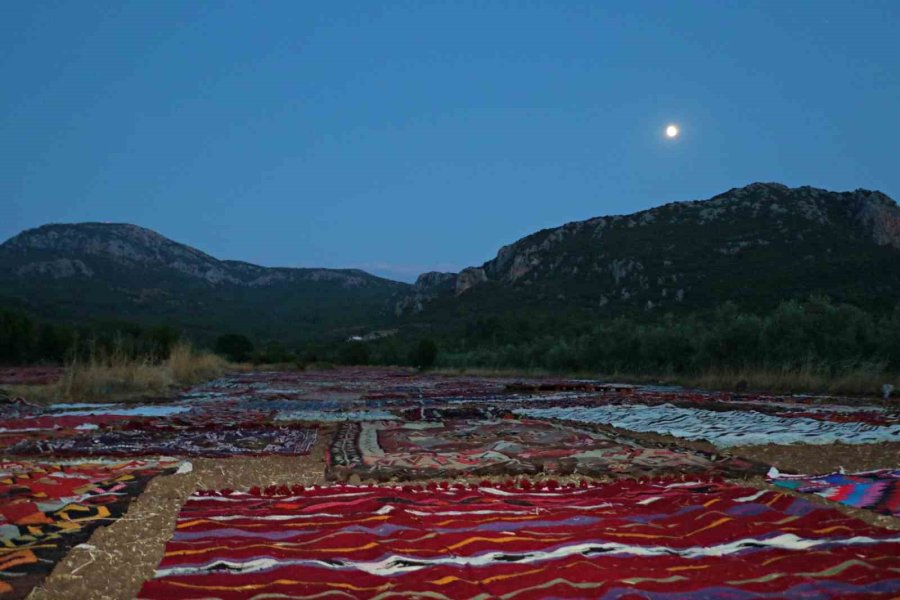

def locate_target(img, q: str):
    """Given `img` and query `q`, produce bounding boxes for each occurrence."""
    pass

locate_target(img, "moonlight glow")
[666,124,679,138]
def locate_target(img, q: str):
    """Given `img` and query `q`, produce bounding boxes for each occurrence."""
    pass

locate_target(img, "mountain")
[0,223,408,342]
[4,183,899,346]
[397,183,900,321]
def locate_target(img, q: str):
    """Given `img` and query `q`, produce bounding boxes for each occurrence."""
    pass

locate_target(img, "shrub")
[215,333,255,362]
[410,339,438,370]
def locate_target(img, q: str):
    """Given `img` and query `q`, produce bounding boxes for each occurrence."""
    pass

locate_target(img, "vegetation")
[410,339,438,370]
[0,308,182,365]
[8,342,225,404]
[3,296,899,396]
[214,333,255,362]
[430,297,900,394]
[435,297,900,372]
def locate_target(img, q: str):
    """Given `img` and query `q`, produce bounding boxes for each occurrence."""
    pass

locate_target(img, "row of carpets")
[327,419,764,481]
[0,463,894,599]
[0,458,183,599]
[137,478,900,600]
[0,391,319,458]
[517,404,900,447]
[2,368,896,456]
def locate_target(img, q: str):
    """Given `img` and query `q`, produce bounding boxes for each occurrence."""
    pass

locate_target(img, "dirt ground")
[732,441,900,473]
[28,444,328,600]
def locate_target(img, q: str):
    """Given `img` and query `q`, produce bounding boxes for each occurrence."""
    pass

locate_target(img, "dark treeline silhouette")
[0,309,182,365]
[436,297,900,375]
[4,297,899,378]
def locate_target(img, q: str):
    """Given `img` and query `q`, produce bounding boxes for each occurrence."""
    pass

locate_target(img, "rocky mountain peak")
[396,182,900,316]
[1,223,402,289]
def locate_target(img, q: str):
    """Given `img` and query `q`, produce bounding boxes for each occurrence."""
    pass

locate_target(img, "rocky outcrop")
[455,267,487,294]
[395,182,900,316]
[16,258,94,279]
[394,271,456,315]
[1,223,390,289]
[852,190,900,249]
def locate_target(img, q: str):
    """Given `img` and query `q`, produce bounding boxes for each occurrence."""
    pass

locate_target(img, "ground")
[1,367,897,599]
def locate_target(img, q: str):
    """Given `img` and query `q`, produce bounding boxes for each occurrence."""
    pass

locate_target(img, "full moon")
[665,124,679,138]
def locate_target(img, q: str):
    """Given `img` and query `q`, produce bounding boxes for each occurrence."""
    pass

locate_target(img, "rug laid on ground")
[6,425,317,458]
[517,404,900,447]
[327,419,759,480]
[769,468,900,517]
[0,459,182,599]
[137,479,900,600]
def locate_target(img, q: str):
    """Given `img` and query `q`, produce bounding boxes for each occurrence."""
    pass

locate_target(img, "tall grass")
[166,342,226,385]
[434,364,897,397]
[52,341,225,402]
[668,365,896,397]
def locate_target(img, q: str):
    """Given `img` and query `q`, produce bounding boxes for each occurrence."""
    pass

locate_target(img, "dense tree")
[410,339,438,370]
[339,341,370,365]
[214,334,255,362]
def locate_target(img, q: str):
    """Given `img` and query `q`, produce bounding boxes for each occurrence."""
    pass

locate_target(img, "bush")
[215,334,255,362]
[410,339,438,370]
[339,342,370,365]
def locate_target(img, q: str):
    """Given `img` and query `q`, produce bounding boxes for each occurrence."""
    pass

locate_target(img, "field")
[0,367,898,599]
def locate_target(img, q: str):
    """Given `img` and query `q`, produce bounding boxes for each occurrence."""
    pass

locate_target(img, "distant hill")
[3,183,898,346]
[397,183,900,322]
[0,223,408,342]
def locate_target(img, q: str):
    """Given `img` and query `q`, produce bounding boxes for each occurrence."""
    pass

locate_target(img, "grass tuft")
[12,342,226,404]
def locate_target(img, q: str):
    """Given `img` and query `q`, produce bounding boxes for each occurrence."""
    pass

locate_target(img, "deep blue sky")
[3,2,898,282]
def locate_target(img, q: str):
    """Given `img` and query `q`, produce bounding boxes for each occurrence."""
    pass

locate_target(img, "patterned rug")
[327,419,759,480]
[517,404,900,447]
[770,469,900,517]
[6,426,317,458]
[0,459,181,599]
[137,479,900,599]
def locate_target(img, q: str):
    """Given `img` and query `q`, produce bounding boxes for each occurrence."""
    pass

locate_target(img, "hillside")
[0,223,408,342]
[3,183,899,346]
[397,183,900,322]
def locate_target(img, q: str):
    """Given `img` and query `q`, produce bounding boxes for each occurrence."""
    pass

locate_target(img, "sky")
[2,1,899,282]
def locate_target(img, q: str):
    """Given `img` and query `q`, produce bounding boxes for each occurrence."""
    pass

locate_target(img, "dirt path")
[27,442,328,600]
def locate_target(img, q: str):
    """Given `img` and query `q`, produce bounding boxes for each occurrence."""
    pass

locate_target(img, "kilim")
[326,419,758,481]
[138,479,900,599]
[770,469,900,517]
[517,404,900,447]
[0,459,181,599]
[6,425,317,458]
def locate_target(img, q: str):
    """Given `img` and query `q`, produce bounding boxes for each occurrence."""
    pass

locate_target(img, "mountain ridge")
[2,182,899,342]
[396,182,900,318]
[0,222,408,342]
[2,222,398,288]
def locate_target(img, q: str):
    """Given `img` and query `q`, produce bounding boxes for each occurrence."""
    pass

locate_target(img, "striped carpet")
[138,479,900,599]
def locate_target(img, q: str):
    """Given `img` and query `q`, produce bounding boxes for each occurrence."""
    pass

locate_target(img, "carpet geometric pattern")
[138,479,900,599]
[0,459,180,599]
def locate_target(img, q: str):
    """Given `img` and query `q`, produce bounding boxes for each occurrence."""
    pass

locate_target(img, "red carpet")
[139,479,900,599]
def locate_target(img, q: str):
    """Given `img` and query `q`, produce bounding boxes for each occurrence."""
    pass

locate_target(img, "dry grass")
[166,342,227,385]
[15,342,227,404]
[228,361,305,372]
[435,365,898,398]
[676,366,898,397]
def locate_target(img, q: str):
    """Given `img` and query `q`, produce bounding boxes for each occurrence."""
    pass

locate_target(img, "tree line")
[0,309,181,365]
[436,297,900,375]
[3,297,899,377]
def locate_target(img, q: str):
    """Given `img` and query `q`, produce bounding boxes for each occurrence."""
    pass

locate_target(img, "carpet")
[517,404,900,447]
[7,425,317,458]
[770,469,900,517]
[137,479,900,599]
[0,459,181,599]
[327,419,757,480]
